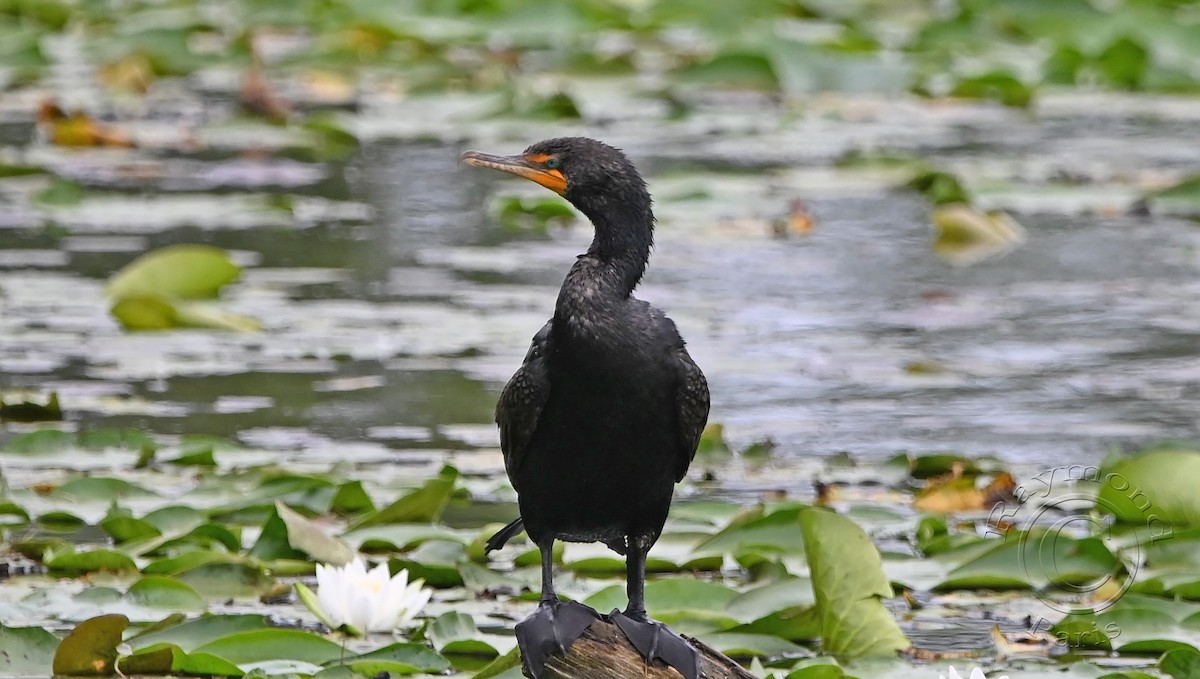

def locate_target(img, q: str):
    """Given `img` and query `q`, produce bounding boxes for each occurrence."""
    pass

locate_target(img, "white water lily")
[940,667,1009,679]
[297,557,432,634]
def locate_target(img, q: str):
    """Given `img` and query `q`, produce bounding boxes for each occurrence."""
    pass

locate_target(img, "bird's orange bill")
[460,151,567,195]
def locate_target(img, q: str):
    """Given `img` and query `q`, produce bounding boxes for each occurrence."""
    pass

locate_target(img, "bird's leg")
[515,539,600,678]
[611,538,700,679]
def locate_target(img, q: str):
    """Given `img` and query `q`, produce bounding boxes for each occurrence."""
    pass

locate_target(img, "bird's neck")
[580,202,654,297]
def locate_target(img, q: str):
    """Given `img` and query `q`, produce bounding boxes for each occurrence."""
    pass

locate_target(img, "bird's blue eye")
[545,157,560,169]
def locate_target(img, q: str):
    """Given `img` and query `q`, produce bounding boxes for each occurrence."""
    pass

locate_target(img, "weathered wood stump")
[538,617,756,679]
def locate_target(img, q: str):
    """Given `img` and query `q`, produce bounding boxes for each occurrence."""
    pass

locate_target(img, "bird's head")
[460,137,650,220]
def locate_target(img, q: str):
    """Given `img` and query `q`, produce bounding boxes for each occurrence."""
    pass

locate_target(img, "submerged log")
[540,617,756,679]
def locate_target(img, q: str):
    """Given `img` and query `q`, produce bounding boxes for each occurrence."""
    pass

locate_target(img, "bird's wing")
[673,348,710,482]
[495,322,552,491]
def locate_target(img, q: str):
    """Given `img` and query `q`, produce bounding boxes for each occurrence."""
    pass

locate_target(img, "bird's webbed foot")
[610,609,699,679]
[515,599,601,678]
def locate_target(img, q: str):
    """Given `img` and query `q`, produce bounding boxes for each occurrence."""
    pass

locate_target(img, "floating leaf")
[390,540,467,588]
[341,643,450,673]
[45,548,137,575]
[273,501,356,564]
[1160,647,1200,679]
[948,71,1034,107]
[105,245,241,301]
[585,579,739,626]
[693,505,808,557]
[193,629,344,665]
[110,296,262,332]
[5,428,74,454]
[906,170,971,206]
[799,508,909,658]
[491,195,575,233]
[35,177,85,206]
[126,576,206,611]
[54,477,158,502]
[119,642,245,677]
[52,614,128,676]
[914,473,1015,513]
[128,615,270,652]
[0,622,59,675]
[0,392,63,422]
[935,531,1120,591]
[1098,448,1200,527]
[351,466,459,528]
[427,612,500,658]
[931,204,1026,266]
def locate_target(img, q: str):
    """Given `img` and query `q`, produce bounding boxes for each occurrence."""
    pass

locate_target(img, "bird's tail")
[485,517,525,553]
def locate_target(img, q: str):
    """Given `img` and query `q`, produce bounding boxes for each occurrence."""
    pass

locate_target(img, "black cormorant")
[461,137,709,679]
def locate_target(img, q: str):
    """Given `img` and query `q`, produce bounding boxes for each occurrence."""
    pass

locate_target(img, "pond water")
[3,95,1198,483]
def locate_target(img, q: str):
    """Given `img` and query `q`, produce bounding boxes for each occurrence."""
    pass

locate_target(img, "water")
[2,95,1199,484]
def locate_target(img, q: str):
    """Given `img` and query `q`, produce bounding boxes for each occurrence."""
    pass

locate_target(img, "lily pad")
[119,643,245,677]
[799,508,909,658]
[1098,448,1200,527]
[52,614,128,676]
[0,622,59,675]
[128,614,271,652]
[193,629,345,665]
[105,244,241,301]
[351,466,459,528]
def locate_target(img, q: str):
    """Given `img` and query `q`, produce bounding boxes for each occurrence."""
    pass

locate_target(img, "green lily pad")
[1160,647,1200,679]
[119,643,245,677]
[126,576,206,611]
[585,579,739,628]
[693,505,808,557]
[105,244,241,301]
[351,466,459,528]
[427,612,501,658]
[696,631,805,658]
[935,531,1120,590]
[53,477,158,502]
[799,508,909,658]
[0,622,59,675]
[273,501,356,564]
[390,540,467,588]
[45,548,137,576]
[128,614,270,652]
[1098,448,1200,527]
[193,629,345,665]
[341,642,450,673]
[4,428,74,454]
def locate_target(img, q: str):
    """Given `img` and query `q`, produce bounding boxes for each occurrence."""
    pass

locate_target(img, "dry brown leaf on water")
[914,471,1016,513]
[37,101,135,147]
[931,203,1025,266]
[813,480,839,506]
[298,70,357,106]
[98,54,154,94]
[901,646,979,661]
[240,66,293,121]
[771,198,815,237]
[991,624,1061,659]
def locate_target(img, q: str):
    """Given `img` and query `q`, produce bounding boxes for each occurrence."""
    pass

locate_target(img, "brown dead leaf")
[771,199,815,237]
[37,100,135,147]
[901,646,978,661]
[914,472,1015,513]
[991,624,1061,658]
[298,70,356,105]
[99,54,154,94]
[240,66,292,122]
[813,480,839,506]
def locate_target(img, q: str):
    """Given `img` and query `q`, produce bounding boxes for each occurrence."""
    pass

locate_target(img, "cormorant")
[461,137,710,679]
